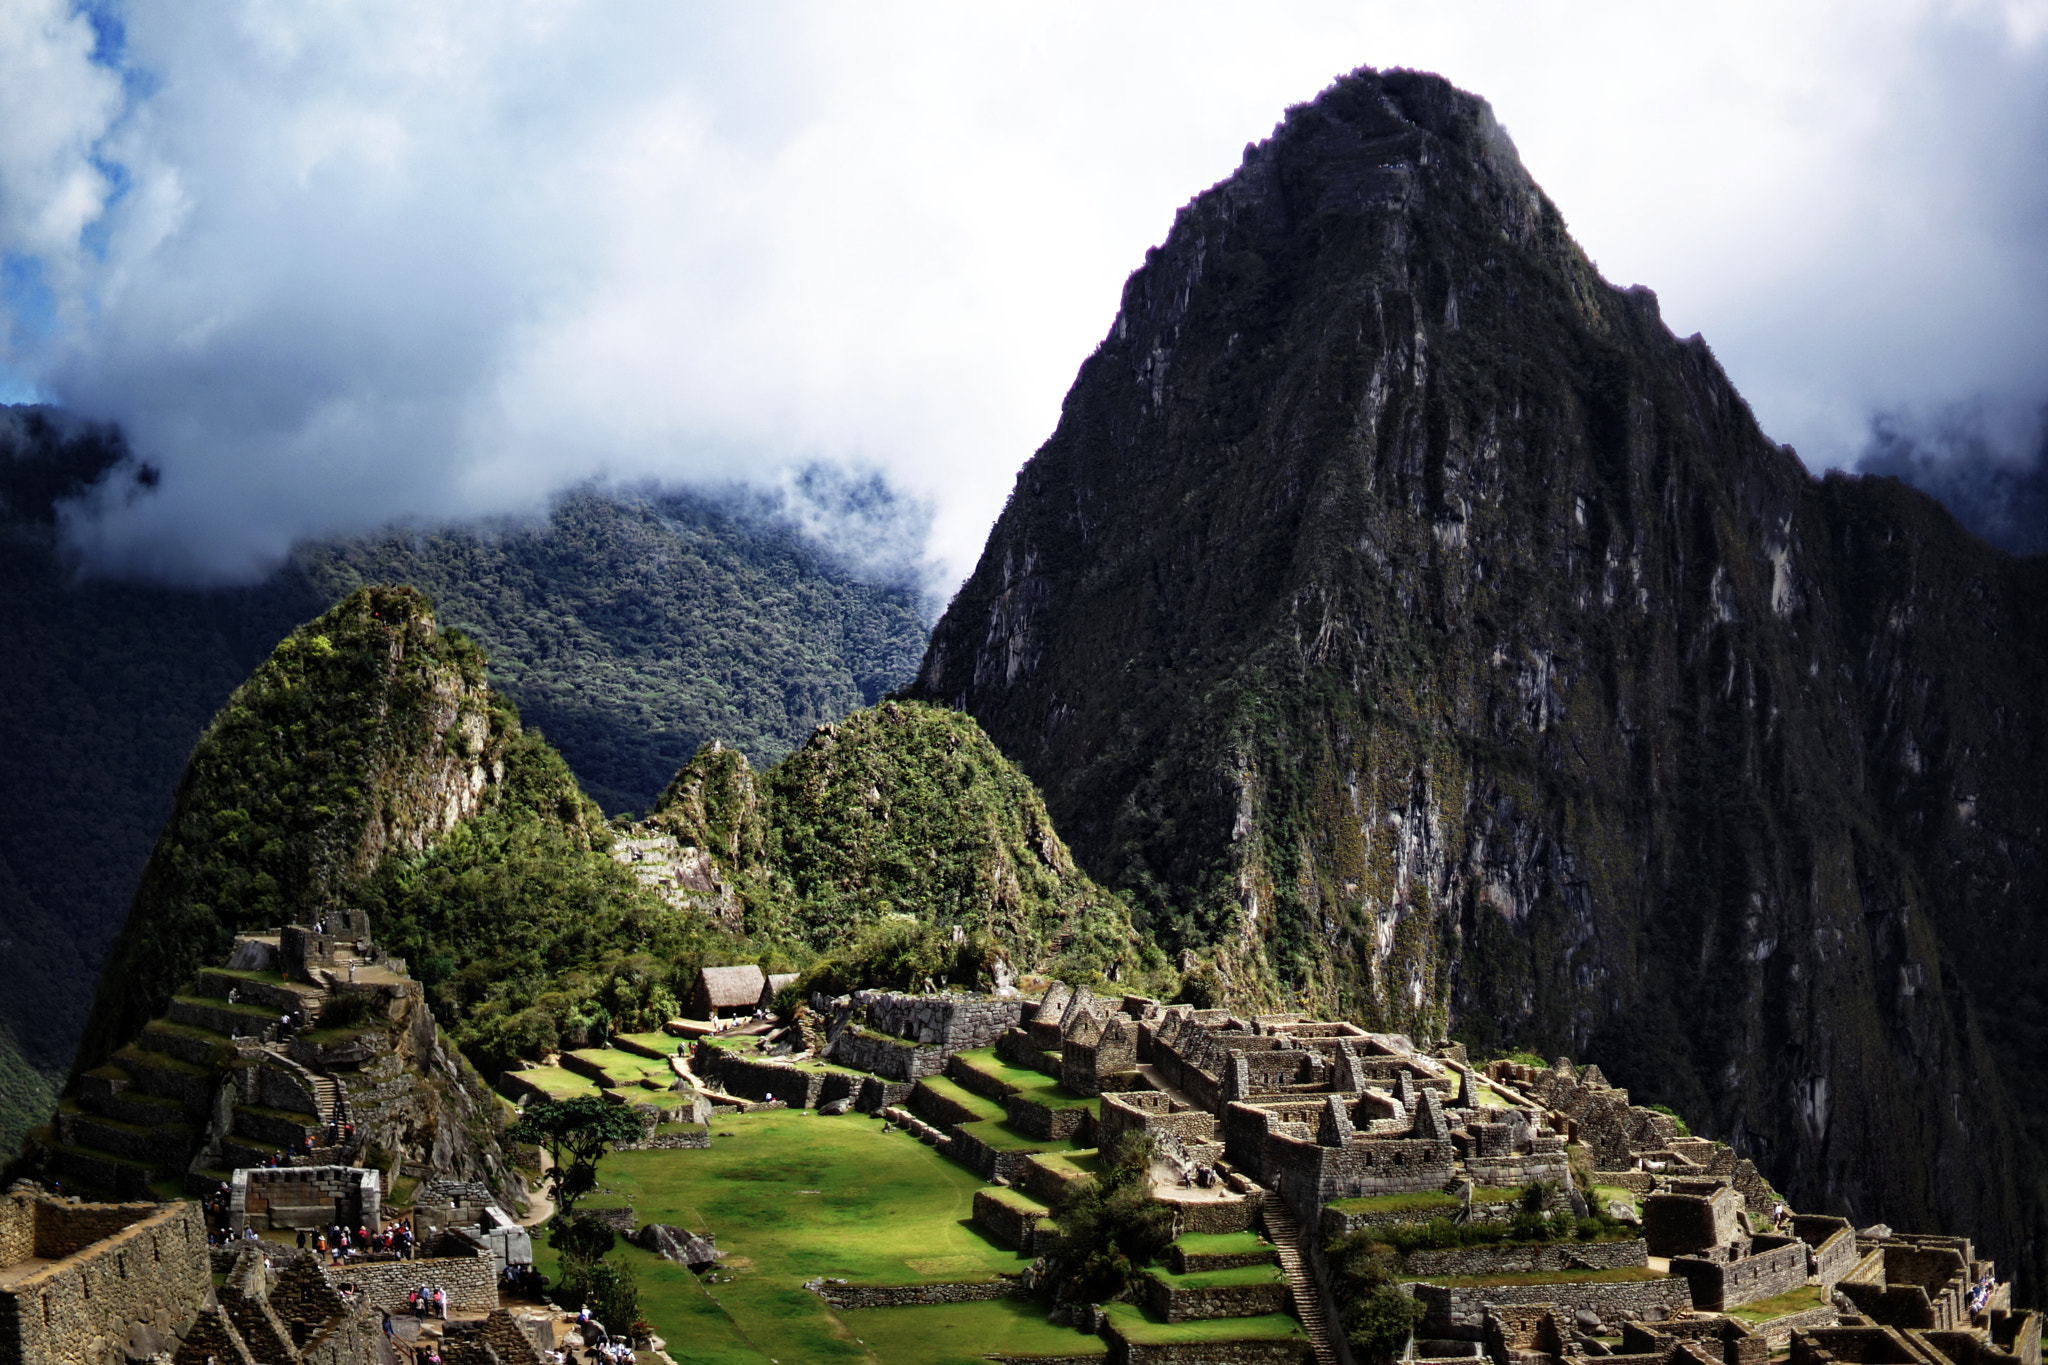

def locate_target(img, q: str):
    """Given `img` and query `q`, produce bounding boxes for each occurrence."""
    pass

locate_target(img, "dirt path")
[518,1150,556,1228]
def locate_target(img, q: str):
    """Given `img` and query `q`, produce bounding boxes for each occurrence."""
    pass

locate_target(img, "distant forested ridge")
[0,403,930,1152]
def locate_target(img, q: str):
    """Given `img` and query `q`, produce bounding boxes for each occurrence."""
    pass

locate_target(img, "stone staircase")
[1261,1195,1340,1365]
[42,972,336,1199]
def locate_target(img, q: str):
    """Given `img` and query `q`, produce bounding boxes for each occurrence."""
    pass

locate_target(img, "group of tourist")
[1177,1159,1221,1188]
[502,1262,548,1300]
[1969,1272,1998,1314]
[298,1219,418,1263]
[406,1284,454,1319]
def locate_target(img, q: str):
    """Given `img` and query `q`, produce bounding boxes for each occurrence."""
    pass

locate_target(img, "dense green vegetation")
[653,702,1162,987]
[70,585,498,1077]
[294,486,929,814]
[0,1034,53,1164]
[0,409,929,1153]
[1048,1132,1175,1301]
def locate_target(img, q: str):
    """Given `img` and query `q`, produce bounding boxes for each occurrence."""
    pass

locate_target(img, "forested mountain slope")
[0,406,928,1152]
[912,68,2048,1289]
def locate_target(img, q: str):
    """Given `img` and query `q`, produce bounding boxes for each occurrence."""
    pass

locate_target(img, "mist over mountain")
[913,67,2048,1292]
[1856,407,2048,558]
[0,406,930,1155]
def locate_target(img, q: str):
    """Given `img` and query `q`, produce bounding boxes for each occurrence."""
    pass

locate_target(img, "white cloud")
[4,1,2048,586]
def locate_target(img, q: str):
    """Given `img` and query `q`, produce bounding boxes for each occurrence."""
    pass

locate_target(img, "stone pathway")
[1260,1196,1338,1365]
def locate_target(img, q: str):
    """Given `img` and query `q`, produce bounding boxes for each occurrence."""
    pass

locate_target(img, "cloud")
[5,2,2048,589]
[1856,403,2048,556]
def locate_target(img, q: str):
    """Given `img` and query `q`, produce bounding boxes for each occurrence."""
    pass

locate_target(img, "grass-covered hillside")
[0,404,929,1151]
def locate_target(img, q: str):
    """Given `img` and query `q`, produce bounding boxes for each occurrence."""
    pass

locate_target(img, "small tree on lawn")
[1051,1130,1175,1301]
[505,1095,646,1219]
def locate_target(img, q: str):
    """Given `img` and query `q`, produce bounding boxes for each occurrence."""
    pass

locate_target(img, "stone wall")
[854,992,1025,1049]
[1006,1094,1093,1144]
[1413,1275,1693,1335]
[1165,1192,1263,1236]
[973,1189,1051,1252]
[1140,1270,1292,1323]
[695,1047,829,1106]
[0,1197,210,1365]
[1672,1236,1808,1311]
[1099,1092,1221,1154]
[233,1165,381,1234]
[1170,1241,1277,1275]
[808,1277,1024,1308]
[830,1027,951,1082]
[1110,1330,1313,1364]
[1791,1215,1859,1287]
[1399,1239,1648,1279]
[333,1254,499,1313]
[619,1124,711,1151]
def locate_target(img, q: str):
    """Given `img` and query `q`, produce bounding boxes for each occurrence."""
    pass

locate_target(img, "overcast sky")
[3,1,2047,587]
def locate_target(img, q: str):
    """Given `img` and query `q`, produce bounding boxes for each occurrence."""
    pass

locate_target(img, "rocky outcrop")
[912,67,2048,1287]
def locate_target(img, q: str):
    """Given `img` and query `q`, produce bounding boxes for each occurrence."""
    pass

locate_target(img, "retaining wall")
[1413,1275,1693,1335]
[1140,1272,1292,1323]
[831,1028,952,1081]
[809,1278,1024,1308]
[1400,1239,1648,1279]
[332,1254,499,1313]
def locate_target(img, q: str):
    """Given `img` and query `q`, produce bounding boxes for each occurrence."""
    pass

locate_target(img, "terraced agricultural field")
[541,1108,1047,1363]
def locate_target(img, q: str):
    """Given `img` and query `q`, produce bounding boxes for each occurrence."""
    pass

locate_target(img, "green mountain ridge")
[37,583,1143,1189]
[0,414,930,1151]
[911,67,2048,1290]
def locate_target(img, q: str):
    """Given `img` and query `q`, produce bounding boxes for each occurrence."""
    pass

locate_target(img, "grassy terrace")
[979,1185,1050,1216]
[841,1300,1107,1364]
[1030,1150,1100,1183]
[511,1065,603,1099]
[1173,1230,1272,1258]
[567,1046,675,1088]
[950,1048,1058,1094]
[1100,1302,1303,1345]
[540,1108,1035,1363]
[954,1118,1079,1153]
[1592,1184,1644,1215]
[1728,1285,1827,1324]
[1145,1262,1285,1290]
[1329,1189,1462,1218]
[919,1076,1007,1123]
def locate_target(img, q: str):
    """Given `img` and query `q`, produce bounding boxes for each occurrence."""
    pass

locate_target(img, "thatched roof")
[761,973,798,1003]
[698,964,767,1009]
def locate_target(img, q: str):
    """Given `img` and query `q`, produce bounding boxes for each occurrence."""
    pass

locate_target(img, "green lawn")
[568,1047,676,1088]
[918,1076,1007,1123]
[1728,1284,1826,1323]
[1173,1231,1271,1258]
[1100,1302,1303,1344]
[1329,1189,1463,1218]
[1145,1262,1285,1290]
[554,1108,1035,1363]
[955,1119,1075,1154]
[1591,1185,1642,1215]
[979,1185,1050,1217]
[949,1048,1056,1093]
[1027,1150,1100,1187]
[514,1065,605,1099]
[1472,1184,1526,1204]
[839,1299,1107,1363]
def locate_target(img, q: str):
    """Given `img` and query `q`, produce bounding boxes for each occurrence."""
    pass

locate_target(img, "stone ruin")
[229,1164,380,1237]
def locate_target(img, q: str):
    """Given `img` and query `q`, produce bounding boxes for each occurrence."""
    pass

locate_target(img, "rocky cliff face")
[913,69,2048,1286]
